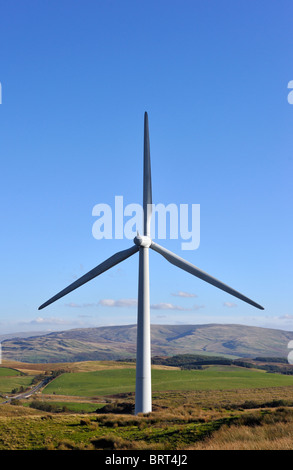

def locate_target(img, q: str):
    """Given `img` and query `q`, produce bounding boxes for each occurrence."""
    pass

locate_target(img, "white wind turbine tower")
[39,112,264,414]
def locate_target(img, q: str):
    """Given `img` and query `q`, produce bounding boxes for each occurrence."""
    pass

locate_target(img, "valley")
[1,354,293,450]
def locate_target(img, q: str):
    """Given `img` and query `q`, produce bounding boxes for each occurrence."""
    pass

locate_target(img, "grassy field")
[2,360,293,450]
[43,365,293,397]
[0,368,20,377]
[0,367,35,395]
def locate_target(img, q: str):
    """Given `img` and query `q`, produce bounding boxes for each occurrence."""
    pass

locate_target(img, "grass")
[25,400,104,413]
[0,375,35,395]
[0,368,21,377]
[2,360,293,450]
[2,391,293,450]
[188,408,293,450]
[0,401,234,450]
[43,365,293,397]
[49,401,105,413]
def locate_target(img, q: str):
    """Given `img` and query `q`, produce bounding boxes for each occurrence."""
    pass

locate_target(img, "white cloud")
[65,297,205,313]
[150,302,204,311]
[151,303,188,311]
[99,298,137,308]
[223,302,237,308]
[171,291,197,298]
[32,316,68,325]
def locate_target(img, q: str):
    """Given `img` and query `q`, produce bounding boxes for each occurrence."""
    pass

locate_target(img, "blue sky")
[0,0,292,334]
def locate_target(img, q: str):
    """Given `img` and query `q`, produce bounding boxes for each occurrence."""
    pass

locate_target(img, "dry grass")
[70,361,179,372]
[153,386,293,410]
[1,359,179,374]
[3,395,293,450]
[187,408,293,450]
[1,360,71,374]
[3,359,293,450]
[0,404,43,417]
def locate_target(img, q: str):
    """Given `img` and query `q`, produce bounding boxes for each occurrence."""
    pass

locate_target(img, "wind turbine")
[39,112,264,414]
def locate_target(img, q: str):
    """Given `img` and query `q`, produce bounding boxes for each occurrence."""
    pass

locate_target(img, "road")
[0,378,49,404]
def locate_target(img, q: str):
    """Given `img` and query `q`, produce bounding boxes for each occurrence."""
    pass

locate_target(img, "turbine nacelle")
[134,233,152,248]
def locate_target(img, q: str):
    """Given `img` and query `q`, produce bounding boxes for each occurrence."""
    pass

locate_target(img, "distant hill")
[2,324,293,363]
[0,331,49,342]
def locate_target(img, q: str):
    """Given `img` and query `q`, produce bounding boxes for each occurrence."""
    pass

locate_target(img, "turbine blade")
[150,242,264,310]
[38,245,139,310]
[143,111,152,236]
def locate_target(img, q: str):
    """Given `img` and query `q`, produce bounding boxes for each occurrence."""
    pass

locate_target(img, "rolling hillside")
[2,323,293,363]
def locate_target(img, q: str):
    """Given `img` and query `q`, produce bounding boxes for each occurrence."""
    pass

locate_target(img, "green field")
[23,400,104,413]
[0,368,34,395]
[0,368,22,377]
[2,361,293,450]
[43,365,293,397]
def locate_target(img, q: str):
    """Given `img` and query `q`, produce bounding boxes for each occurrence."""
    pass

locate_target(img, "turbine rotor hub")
[134,234,152,248]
